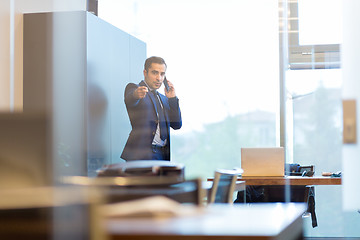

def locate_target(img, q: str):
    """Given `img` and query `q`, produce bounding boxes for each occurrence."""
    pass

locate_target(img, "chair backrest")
[209,169,242,204]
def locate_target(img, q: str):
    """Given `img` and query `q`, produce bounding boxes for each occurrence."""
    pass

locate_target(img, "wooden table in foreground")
[208,176,341,186]
[106,203,306,240]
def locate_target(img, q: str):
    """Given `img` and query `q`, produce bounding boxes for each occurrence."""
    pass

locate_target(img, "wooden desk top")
[207,176,341,186]
[106,203,306,240]
[239,176,341,186]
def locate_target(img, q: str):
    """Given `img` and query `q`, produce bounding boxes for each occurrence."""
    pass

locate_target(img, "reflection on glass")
[286,69,345,236]
[98,0,280,179]
[286,69,342,172]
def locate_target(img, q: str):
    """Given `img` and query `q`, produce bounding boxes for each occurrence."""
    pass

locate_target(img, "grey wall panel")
[107,31,130,164]
[86,12,131,172]
[114,33,146,163]
[23,12,53,113]
[24,11,146,177]
[51,11,88,177]
[24,11,88,177]
[87,13,146,168]
[129,35,147,84]
[87,13,116,173]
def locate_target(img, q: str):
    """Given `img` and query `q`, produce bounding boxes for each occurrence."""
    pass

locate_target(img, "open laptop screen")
[241,147,284,177]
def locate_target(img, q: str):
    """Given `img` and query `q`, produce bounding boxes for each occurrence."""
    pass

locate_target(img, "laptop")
[241,147,284,177]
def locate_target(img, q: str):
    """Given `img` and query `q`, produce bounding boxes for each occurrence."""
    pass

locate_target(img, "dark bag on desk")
[285,163,314,177]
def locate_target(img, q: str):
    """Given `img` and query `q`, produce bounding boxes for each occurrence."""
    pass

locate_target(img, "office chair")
[208,169,242,204]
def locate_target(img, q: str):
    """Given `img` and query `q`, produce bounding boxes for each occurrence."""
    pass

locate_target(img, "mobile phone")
[164,76,170,92]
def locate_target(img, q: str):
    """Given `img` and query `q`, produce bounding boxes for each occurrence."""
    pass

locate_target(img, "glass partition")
[281,0,360,237]
[98,0,280,179]
[3,0,359,238]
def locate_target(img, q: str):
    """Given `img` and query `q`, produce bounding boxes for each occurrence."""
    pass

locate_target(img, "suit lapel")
[139,80,169,126]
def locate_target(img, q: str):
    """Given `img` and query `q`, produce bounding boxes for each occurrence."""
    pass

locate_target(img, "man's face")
[144,63,166,90]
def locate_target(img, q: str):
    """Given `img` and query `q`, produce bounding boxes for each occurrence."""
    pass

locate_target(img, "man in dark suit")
[121,56,182,161]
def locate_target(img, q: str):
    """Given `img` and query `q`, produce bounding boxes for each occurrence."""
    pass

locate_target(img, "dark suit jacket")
[121,80,182,161]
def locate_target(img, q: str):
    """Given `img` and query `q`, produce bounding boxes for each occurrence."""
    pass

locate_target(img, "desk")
[207,176,341,186]
[106,203,306,240]
[214,176,340,228]
[208,176,340,226]
[236,176,341,186]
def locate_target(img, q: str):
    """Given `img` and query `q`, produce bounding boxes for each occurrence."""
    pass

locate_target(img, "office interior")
[1,0,360,239]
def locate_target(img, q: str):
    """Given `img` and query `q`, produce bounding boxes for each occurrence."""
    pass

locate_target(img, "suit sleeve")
[124,83,141,108]
[168,97,182,130]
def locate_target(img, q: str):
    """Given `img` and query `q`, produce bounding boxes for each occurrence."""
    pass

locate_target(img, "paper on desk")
[102,196,201,218]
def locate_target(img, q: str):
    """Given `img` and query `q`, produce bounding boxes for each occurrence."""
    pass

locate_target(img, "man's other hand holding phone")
[164,77,176,98]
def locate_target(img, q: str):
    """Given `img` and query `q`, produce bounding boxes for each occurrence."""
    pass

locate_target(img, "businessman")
[121,56,182,161]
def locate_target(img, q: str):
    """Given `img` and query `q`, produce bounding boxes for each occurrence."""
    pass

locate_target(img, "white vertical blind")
[341,0,360,211]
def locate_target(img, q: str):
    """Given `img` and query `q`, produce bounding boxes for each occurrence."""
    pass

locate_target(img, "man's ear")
[143,69,147,77]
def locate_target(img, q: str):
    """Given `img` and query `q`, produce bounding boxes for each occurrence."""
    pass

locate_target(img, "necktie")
[151,90,168,141]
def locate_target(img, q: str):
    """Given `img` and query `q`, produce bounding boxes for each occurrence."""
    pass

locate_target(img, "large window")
[282,0,342,172]
[98,0,280,179]
[281,0,359,238]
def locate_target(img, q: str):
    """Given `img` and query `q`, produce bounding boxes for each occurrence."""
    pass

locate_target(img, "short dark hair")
[144,56,167,71]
